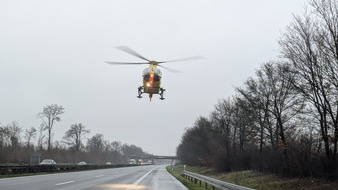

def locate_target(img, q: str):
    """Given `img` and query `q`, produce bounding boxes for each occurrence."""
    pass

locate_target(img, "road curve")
[0,165,187,190]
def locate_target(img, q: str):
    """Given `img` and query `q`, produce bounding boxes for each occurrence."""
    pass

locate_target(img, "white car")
[78,161,87,165]
[39,159,56,165]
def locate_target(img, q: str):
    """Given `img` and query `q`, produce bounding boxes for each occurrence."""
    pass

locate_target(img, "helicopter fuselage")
[142,65,162,97]
[137,64,165,100]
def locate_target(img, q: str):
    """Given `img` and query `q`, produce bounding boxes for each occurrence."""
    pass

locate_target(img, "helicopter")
[106,46,204,101]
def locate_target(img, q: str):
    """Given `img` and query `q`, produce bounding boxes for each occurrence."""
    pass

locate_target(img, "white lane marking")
[95,175,104,178]
[126,167,159,190]
[55,180,75,186]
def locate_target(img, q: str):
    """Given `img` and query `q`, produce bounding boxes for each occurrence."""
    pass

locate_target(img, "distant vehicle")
[39,159,56,165]
[106,46,204,101]
[78,161,87,165]
[146,160,152,165]
[105,162,112,165]
[138,159,143,165]
[129,159,136,165]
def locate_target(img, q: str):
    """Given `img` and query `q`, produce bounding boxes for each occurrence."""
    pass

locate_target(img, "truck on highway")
[129,159,136,165]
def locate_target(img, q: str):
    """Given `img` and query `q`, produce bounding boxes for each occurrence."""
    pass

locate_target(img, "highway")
[0,165,187,190]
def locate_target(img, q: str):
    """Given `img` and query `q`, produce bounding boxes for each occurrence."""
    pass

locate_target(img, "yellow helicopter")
[106,46,204,101]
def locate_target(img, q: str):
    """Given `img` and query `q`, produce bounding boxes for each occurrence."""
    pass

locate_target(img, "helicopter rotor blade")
[106,61,149,65]
[116,46,151,62]
[157,55,205,64]
[158,65,182,73]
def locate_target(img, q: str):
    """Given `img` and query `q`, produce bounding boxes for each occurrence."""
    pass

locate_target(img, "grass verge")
[167,165,338,190]
[166,165,208,190]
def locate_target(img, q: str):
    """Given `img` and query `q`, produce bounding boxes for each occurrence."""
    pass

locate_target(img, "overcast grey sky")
[0,0,308,156]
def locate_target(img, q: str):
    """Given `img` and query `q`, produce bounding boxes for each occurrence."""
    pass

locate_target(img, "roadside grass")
[167,165,338,190]
[166,165,208,190]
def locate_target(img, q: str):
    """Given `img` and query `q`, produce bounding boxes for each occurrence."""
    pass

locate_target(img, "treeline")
[0,105,150,165]
[177,0,338,180]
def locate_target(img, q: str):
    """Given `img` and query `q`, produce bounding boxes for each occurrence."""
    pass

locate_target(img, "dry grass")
[167,165,338,190]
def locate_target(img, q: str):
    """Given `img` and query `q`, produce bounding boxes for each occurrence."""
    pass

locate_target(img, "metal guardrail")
[181,170,254,190]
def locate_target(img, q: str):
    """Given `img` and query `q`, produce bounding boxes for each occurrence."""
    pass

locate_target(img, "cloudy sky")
[0,0,308,156]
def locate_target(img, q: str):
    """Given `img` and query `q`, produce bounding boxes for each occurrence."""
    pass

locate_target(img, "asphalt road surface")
[0,165,187,190]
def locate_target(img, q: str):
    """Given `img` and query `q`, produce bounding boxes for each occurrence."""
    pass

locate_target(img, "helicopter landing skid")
[137,86,143,98]
[159,87,165,100]
[137,86,165,100]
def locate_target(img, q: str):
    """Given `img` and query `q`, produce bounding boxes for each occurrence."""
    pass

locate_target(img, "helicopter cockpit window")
[143,68,162,82]
[153,68,162,77]
[142,68,151,76]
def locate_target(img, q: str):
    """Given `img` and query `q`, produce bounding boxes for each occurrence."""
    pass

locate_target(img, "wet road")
[0,165,187,190]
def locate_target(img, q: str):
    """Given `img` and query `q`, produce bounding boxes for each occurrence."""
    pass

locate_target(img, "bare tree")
[37,125,46,150]
[24,127,37,148]
[232,96,256,154]
[0,125,10,149]
[264,62,304,173]
[111,141,122,153]
[279,0,338,177]
[211,99,234,153]
[7,121,22,148]
[86,133,105,153]
[63,123,90,151]
[176,0,338,178]
[177,116,214,167]
[121,143,149,158]
[236,73,274,153]
[37,104,65,151]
